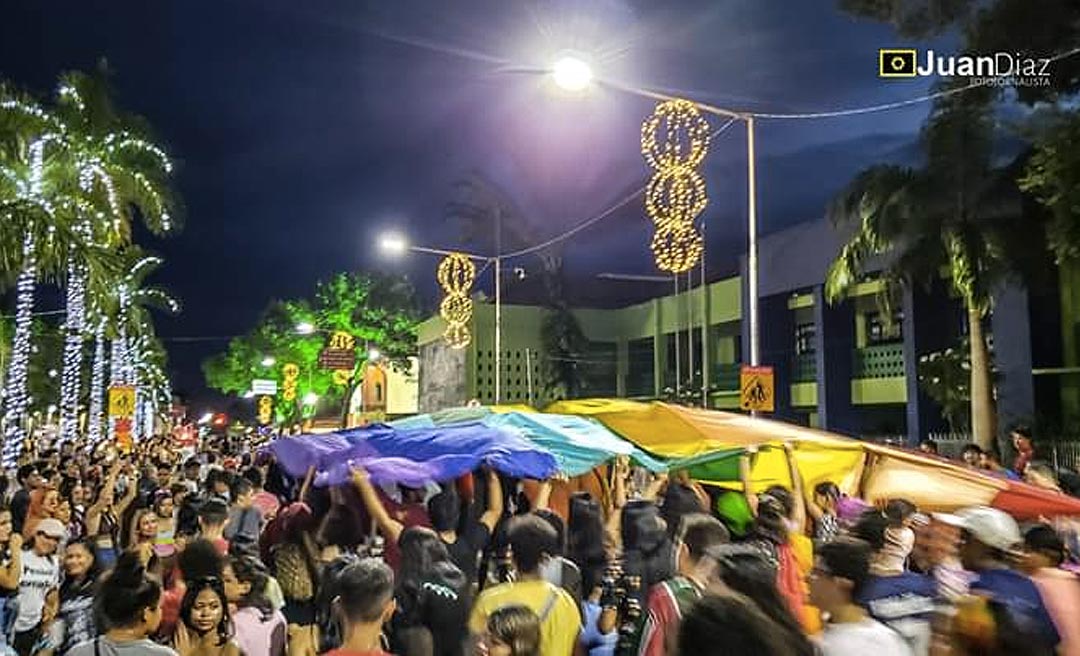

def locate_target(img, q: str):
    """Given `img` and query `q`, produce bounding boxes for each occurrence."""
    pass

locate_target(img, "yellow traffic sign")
[739,365,774,412]
[108,386,136,417]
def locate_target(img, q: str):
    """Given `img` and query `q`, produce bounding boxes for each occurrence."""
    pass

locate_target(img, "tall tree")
[825,81,1040,449]
[204,273,420,426]
[51,69,177,443]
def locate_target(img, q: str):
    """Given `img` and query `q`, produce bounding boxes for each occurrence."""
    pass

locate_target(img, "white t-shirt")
[818,618,913,656]
[14,550,60,632]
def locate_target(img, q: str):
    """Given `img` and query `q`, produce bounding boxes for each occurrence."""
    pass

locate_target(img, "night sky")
[0,0,953,411]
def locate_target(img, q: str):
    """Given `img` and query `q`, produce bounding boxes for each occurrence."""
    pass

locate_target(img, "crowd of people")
[0,425,1076,656]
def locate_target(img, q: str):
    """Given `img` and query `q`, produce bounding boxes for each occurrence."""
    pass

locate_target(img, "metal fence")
[873,430,1080,471]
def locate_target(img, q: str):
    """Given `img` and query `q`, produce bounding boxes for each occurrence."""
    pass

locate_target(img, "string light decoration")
[1,233,36,467]
[58,254,87,443]
[87,322,106,444]
[437,253,476,349]
[641,99,710,273]
[282,364,299,403]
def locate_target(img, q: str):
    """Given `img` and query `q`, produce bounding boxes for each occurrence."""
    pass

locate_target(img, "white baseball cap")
[934,506,1021,552]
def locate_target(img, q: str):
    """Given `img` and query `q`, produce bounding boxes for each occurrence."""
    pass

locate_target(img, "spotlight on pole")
[260,356,276,367]
[295,322,315,335]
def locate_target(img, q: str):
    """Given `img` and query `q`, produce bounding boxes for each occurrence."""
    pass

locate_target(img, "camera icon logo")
[879,49,918,78]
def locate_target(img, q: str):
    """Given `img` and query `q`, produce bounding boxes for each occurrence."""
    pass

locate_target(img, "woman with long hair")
[479,605,541,656]
[64,551,175,656]
[54,538,100,655]
[177,577,240,656]
[21,488,60,540]
[85,460,138,569]
[390,526,470,656]
[568,493,608,595]
[702,545,816,656]
[128,508,160,552]
[223,556,286,656]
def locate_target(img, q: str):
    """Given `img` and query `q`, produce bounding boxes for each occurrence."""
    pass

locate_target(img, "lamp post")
[380,234,504,404]
[551,59,761,368]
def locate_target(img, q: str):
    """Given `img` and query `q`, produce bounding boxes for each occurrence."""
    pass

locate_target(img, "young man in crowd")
[224,476,262,550]
[960,444,982,469]
[947,506,1060,655]
[322,559,396,656]
[1011,426,1035,477]
[809,537,912,656]
[852,510,937,655]
[197,498,231,555]
[10,464,39,535]
[469,515,582,656]
[637,513,729,656]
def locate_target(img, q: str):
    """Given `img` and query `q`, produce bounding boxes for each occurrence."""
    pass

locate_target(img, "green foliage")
[1020,112,1080,263]
[203,272,421,423]
[917,343,972,431]
[539,307,589,400]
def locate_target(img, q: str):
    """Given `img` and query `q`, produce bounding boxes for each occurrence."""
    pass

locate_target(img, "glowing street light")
[367,348,381,361]
[295,322,316,335]
[379,233,408,257]
[197,412,213,425]
[551,55,593,92]
[260,356,276,367]
[302,392,319,406]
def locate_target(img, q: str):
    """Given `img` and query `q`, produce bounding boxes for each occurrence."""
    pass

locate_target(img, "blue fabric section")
[269,421,559,487]
[390,410,667,475]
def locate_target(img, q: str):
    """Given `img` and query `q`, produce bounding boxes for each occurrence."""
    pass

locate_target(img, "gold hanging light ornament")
[437,253,476,349]
[641,99,710,273]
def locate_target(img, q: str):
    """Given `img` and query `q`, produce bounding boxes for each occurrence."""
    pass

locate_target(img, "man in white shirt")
[809,536,912,656]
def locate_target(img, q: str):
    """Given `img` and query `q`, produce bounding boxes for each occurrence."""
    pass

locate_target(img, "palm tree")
[99,250,177,442]
[0,87,72,462]
[825,82,1039,449]
[51,70,177,443]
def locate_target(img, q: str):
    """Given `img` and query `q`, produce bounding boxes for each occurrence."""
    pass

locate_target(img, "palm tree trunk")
[1,234,37,467]
[968,305,997,450]
[107,330,126,443]
[88,323,106,444]
[59,258,86,443]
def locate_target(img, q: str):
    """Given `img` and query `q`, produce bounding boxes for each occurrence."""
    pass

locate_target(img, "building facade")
[417,219,1080,444]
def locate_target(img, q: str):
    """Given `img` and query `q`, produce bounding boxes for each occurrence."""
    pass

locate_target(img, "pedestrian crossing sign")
[108,385,136,417]
[740,365,774,412]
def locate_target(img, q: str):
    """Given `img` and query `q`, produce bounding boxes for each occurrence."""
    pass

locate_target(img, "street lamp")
[260,356,276,367]
[302,392,319,406]
[367,348,381,361]
[551,55,593,92]
[295,322,316,335]
[379,231,504,403]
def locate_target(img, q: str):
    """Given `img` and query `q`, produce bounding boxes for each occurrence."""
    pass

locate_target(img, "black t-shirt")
[443,521,490,583]
[392,562,470,656]
[10,489,30,535]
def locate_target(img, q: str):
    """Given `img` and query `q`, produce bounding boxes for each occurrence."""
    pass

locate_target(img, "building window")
[868,311,904,344]
[795,323,816,355]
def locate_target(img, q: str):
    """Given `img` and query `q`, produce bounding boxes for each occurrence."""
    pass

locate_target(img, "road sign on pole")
[739,365,774,412]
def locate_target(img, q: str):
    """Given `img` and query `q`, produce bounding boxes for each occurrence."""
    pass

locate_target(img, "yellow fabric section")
[547,399,864,491]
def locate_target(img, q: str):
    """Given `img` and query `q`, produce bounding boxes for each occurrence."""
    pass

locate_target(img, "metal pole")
[747,116,760,367]
[674,275,681,399]
[525,348,534,407]
[687,270,694,403]
[494,256,502,405]
[494,207,502,405]
[701,221,709,408]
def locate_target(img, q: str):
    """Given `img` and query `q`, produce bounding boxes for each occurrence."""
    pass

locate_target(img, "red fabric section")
[991,482,1080,520]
